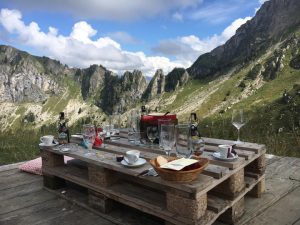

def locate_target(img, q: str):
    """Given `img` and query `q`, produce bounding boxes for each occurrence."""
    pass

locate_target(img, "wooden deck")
[1,154,300,225]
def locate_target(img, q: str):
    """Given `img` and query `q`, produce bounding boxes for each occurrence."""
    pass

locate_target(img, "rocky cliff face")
[188,0,300,79]
[165,68,189,92]
[74,64,108,100]
[99,69,147,114]
[142,69,165,100]
[0,45,149,114]
[0,45,64,103]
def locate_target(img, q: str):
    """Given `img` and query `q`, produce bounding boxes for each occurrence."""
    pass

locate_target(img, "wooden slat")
[202,165,229,179]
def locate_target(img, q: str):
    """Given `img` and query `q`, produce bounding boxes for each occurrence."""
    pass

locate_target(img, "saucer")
[212,152,238,161]
[39,142,58,147]
[121,158,146,168]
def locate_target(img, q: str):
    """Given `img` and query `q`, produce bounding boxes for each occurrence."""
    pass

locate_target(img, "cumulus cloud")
[153,17,251,64]
[1,0,200,21]
[0,8,187,76]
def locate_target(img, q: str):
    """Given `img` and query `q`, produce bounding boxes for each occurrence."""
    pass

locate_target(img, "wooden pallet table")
[40,134,266,225]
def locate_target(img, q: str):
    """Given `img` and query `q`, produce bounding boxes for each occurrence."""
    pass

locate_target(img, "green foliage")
[23,111,35,123]
[199,85,300,157]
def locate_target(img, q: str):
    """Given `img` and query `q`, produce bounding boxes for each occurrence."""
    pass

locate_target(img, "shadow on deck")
[0,155,300,225]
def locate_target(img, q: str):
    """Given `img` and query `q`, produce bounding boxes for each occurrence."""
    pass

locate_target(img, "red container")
[140,113,177,142]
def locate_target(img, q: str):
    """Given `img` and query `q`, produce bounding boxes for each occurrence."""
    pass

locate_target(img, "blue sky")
[0,0,266,76]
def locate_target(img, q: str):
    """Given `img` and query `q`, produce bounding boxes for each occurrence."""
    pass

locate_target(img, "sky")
[0,0,268,76]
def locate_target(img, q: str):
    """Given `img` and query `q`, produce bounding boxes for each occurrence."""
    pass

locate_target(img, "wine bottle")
[58,112,70,144]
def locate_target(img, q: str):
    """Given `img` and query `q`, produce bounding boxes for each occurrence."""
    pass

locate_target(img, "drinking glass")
[129,111,140,132]
[158,119,174,149]
[82,124,96,156]
[160,124,175,156]
[175,124,192,158]
[232,109,246,144]
[147,126,158,147]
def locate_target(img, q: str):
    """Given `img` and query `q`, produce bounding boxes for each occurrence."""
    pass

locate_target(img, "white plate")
[121,158,146,168]
[212,152,238,161]
[39,142,59,147]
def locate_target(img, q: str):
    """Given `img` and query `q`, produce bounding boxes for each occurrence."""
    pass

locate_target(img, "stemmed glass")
[160,124,176,156]
[147,126,158,147]
[82,124,96,156]
[232,109,246,144]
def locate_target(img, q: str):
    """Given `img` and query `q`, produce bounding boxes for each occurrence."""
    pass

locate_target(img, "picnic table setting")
[39,109,266,225]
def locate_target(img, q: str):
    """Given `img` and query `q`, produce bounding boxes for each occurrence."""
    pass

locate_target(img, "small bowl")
[149,157,209,182]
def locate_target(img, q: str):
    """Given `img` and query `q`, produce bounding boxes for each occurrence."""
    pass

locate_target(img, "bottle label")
[58,132,68,144]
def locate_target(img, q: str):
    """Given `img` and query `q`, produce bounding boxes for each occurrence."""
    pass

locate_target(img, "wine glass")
[82,124,96,156]
[232,109,246,144]
[147,126,158,147]
[175,124,192,158]
[160,124,175,156]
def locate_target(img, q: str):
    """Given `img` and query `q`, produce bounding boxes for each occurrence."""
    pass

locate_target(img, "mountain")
[187,0,300,79]
[0,0,300,164]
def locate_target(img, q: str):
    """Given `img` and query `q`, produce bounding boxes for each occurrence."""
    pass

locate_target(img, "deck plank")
[242,186,300,225]
[0,172,41,191]
[1,154,300,225]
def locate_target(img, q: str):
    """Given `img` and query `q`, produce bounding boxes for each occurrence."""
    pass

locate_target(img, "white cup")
[124,150,140,164]
[40,135,54,145]
[218,144,231,158]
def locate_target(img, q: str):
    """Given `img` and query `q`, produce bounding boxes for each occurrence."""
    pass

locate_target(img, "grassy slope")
[158,33,300,157]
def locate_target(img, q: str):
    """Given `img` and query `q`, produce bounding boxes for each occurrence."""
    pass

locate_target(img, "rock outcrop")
[0,45,63,103]
[165,68,189,92]
[142,69,165,100]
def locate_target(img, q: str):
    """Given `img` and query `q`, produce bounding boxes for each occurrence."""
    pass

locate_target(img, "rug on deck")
[19,156,73,175]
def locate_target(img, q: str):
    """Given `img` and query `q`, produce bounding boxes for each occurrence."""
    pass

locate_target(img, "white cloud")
[2,0,200,21]
[172,12,183,22]
[153,17,251,64]
[0,8,187,76]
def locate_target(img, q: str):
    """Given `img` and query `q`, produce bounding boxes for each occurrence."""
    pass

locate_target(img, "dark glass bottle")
[190,113,204,156]
[58,112,70,144]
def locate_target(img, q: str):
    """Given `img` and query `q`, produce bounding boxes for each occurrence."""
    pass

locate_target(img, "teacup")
[124,150,140,164]
[218,144,232,158]
[40,135,54,145]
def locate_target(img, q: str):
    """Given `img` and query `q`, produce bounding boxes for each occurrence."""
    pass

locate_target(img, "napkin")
[160,158,198,171]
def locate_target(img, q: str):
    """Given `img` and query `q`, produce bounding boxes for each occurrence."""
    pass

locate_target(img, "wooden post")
[88,164,118,187]
[88,164,117,213]
[248,176,265,198]
[41,150,65,189]
[88,190,113,213]
[218,197,245,224]
[245,154,266,175]
[212,168,245,199]
[166,191,207,221]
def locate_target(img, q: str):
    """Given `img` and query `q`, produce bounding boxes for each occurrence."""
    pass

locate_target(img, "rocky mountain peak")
[142,69,165,100]
[165,68,189,92]
[188,0,300,79]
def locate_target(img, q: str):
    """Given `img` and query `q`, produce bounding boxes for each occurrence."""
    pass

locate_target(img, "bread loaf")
[156,156,168,167]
